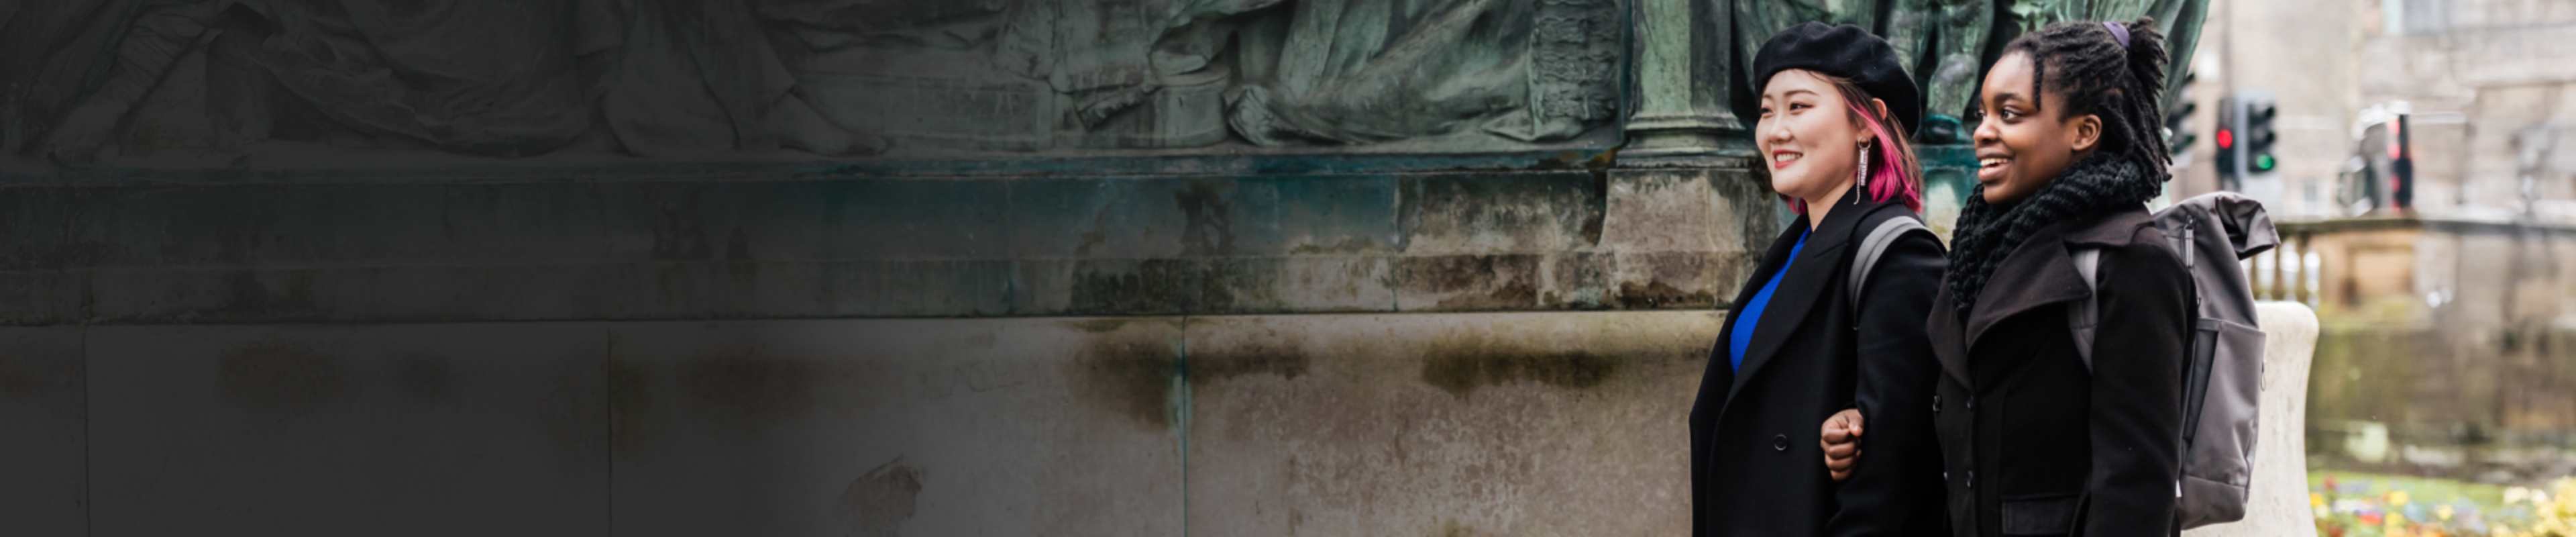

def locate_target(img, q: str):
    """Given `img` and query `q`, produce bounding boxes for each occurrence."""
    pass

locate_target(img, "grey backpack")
[2068,192,2277,530]
[1846,213,1930,309]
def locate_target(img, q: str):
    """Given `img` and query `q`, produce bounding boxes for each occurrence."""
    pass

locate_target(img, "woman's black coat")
[1688,191,1949,537]
[1927,208,2195,537]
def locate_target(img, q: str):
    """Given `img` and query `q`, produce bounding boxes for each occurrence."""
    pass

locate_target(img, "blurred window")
[2391,0,2452,34]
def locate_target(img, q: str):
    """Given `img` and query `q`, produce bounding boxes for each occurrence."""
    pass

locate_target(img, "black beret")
[1734,22,1923,137]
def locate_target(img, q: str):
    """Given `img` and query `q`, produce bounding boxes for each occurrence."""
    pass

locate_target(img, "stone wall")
[0,152,1780,535]
[0,303,1727,535]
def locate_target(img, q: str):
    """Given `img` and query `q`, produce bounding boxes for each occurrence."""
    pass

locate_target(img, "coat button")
[1965,397,1976,411]
[1932,395,1941,412]
[1772,434,1788,451]
[1966,471,1976,489]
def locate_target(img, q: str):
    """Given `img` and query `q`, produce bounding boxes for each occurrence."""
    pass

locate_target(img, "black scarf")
[1943,154,2166,315]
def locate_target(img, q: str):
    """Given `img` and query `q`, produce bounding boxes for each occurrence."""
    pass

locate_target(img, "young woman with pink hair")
[1686,21,1949,537]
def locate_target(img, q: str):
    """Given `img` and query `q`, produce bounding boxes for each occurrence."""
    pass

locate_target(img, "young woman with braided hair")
[1815,18,2196,537]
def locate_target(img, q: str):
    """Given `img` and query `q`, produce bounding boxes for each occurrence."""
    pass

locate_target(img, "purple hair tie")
[2104,21,2131,48]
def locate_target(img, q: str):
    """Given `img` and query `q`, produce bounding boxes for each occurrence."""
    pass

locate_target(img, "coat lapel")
[1697,220,1805,410]
[1927,287,1974,387]
[1722,201,1876,403]
[1725,240,1847,401]
[1960,209,2154,353]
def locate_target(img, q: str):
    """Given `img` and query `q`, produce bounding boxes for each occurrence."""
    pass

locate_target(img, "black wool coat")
[1689,191,1949,537]
[1927,208,2195,537]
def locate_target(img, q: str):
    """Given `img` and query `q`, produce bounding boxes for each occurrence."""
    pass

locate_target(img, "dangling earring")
[1854,141,1872,204]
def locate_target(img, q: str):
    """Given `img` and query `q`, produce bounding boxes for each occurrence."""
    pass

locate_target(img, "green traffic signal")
[2239,95,2279,176]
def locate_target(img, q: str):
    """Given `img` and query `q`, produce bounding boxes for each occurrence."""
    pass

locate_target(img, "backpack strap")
[1847,215,1929,311]
[2068,248,2102,373]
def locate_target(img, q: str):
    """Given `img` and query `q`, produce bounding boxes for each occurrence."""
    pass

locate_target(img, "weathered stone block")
[1395,254,1546,311]
[0,328,86,537]
[623,262,833,320]
[829,260,1015,317]
[68,182,614,268]
[86,325,608,536]
[71,185,301,267]
[1202,256,1395,313]
[364,264,626,322]
[1013,258,1209,315]
[1234,175,1401,256]
[1393,254,1607,311]
[430,182,614,263]
[608,318,1184,536]
[602,181,831,262]
[1182,311,1715,536]
[1711,168,1788,258]
[1397,171,1604,255]
[0,187,73,270]
[823,179,1012,260]
[1604,250,1741,309]
[1010,177,1206,258]
[0,270,85,325]
[86,267,358,324]
[1600,168,1725,252]
[1541,252,1615,309]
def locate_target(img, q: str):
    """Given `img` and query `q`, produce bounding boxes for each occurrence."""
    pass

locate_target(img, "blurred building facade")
[2180,0,2576,222]
[2195,0,2576,482]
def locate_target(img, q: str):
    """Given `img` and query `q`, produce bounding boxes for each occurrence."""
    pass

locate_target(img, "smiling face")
[1756,69,1872,205]
[1972,52,2103,203]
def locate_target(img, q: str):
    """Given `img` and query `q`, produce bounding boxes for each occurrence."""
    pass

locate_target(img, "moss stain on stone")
[1069,260,1199,313]
[1407,255,1544,310]
[678,345,818,426]
[1615,281,1717,309]
[1073,338,1181,430]
[1189,339,1311,382]
[1175,180,1236,256]
[218,340,345,413]
[1288,236,1383,255]
[606,357,661,453]
[1419,335,1617,397]
[1439,279,1538,310]
[1061,318,1132,333]
[0,354,42,398]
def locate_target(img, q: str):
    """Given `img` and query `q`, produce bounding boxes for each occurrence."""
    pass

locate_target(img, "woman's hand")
[1820,408,1864,481]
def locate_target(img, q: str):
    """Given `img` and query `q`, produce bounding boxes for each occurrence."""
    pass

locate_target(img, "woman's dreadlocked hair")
[2003,17,2172,170]
[1941,18,2176,315]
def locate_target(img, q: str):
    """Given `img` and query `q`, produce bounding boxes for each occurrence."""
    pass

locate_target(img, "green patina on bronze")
[11,1,2201,162]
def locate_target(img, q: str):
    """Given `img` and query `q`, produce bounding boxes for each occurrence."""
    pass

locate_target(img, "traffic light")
[2215,95,2239,191]
[2243,95,2280,175]
[2390,113,2414,210]
[2214,91,2279,192]
[2164,71,2198,157]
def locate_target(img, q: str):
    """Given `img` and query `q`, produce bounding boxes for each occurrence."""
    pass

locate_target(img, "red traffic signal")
[2217,129,2234,149]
